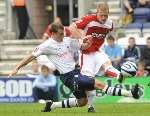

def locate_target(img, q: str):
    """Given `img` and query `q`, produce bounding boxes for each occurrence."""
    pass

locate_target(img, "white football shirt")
[32,37,80,74]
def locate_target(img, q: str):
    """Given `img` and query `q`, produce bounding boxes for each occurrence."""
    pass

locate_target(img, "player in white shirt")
[9,23,141,112]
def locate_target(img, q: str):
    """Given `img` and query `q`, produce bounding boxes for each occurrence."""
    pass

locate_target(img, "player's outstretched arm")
[8,54,36,77]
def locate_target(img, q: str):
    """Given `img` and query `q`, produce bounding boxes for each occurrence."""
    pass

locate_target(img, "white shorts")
[79,51,110,77]
[37,55,56,71]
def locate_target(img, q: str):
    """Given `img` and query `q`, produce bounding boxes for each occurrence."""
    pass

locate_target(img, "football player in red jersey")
[69,3,124,112]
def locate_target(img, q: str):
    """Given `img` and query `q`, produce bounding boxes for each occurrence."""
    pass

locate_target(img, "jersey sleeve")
[32,40,50,57]
[75,15,94,29]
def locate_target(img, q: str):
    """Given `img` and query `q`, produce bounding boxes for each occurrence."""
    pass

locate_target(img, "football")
[121,61,137,77]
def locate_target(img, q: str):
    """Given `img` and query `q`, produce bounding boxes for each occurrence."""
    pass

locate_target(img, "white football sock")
[103,85,132,97]
[86,90,96,108]
[51,98,78,109]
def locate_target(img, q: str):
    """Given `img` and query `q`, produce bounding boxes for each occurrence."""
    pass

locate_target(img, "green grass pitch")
[0,103,150,116]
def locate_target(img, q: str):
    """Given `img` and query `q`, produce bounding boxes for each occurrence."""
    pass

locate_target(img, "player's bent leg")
[103,61,124,83]
[41,74,90,112]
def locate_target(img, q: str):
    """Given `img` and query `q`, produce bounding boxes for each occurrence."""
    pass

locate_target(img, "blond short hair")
[97,3,109,13]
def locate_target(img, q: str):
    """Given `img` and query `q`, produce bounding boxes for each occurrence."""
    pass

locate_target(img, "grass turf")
[0,103,150,116]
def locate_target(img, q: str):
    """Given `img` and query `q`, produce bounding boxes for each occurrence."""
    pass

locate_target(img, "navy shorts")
[60,69,95,99]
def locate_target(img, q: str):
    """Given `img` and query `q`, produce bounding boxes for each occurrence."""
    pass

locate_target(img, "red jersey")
[43,24,71,39]
[75,14,113,54]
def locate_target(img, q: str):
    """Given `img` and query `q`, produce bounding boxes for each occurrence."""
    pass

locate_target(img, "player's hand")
[80,35,93,50]
[83,35,92,43]
[8,69,18,78]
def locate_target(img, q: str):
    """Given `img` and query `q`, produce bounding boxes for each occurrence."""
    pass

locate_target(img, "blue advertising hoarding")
[0,77,35,103]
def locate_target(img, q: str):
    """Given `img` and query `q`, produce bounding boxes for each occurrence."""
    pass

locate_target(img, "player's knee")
[77,98,88,107]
